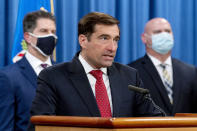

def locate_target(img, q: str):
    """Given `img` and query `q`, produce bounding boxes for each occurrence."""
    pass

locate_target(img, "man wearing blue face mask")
[128,18,197,116]
[0,10,57,131]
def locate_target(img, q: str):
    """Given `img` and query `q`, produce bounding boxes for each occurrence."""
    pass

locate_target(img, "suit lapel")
[17,57,37,88]
[107,65,123,117]
[66,55,100,116]
[171,59,181,112]
[142,55,172,111]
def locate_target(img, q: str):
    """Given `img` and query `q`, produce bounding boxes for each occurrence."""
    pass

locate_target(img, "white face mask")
[151,32,174,54]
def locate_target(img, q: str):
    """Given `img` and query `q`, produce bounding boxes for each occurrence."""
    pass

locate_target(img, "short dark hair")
[78,12,119,40]
[23,10,55,33]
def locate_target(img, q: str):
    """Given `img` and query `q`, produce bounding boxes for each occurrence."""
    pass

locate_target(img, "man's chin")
[102,61,113,67]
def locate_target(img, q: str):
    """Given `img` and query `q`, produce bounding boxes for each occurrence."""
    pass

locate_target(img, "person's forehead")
[93,24,120,35]
[145,19,171,33]
[35,18,56,28]
[151,22,171,31]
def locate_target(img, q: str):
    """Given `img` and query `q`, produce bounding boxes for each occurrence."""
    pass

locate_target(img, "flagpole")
[50,0,54,14]
[50,0,56,62]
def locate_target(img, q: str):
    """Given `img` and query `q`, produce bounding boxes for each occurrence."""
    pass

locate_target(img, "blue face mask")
[151,32,174,55]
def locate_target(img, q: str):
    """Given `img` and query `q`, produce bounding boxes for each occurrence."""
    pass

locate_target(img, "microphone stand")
[128,85,166,116]
[144,93,167,116]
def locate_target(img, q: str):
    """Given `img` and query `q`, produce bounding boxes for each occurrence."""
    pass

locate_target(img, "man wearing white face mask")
[128,18,197,116]
[0,10,57,131]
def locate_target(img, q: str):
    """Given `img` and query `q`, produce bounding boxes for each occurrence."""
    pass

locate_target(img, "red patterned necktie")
[90,70,112,117]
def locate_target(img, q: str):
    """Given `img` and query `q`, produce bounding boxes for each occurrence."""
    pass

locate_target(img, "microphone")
[128,85,166,116]
[128,85,149,94]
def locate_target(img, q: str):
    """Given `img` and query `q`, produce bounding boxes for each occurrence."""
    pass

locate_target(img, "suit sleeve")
[0,71,15,130]
[29,69,58,131]
[191,67,197,112]
[30,69,57,116]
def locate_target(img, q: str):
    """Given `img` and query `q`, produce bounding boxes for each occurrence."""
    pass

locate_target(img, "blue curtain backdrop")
[1,0,197,67]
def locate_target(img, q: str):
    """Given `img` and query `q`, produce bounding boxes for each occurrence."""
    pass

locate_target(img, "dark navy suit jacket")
[0,56,54,131]
[0,57,37,131]
[30,53,162,119]
[128,54,197,116]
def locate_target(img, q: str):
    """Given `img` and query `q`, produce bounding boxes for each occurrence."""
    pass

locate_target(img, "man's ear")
[24,32,31,44]
[78,34,88,49]
[141,33,147,44]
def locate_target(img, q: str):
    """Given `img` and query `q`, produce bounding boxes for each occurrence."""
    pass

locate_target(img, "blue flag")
[11,0,52,63]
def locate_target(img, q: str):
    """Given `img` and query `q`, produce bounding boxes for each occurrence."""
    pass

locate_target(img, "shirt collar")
[147,53,172,67]
[25,51,52,69]
[78,54,107,75]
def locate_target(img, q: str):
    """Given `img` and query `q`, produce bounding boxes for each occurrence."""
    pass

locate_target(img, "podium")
[175,113,197,117]
[31,115,197,131]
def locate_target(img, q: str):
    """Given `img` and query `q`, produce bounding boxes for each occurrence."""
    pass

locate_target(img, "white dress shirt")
[147,54,173,86]
[78,54,113,113]
[25,51,52,76]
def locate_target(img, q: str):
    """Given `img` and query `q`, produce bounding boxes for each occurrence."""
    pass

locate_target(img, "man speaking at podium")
[30,12,162,120]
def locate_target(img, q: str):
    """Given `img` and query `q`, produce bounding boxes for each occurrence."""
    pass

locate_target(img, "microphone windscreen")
[128,85,149,94]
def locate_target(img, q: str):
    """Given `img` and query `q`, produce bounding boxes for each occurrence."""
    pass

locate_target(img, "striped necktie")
[160,64,173,104]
